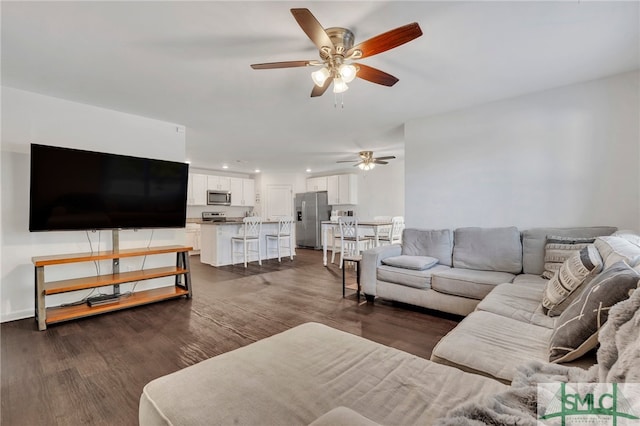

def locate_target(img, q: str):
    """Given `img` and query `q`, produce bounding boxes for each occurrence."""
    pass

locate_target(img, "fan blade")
[346,22,422,59]
[336,160,359,163]
[251,60,316,70]
[352,161,364,167]
[373,160,389,165]
[355,64,399,87]
[291,8,335,54]
[310,78,332,97]
[373,156,396,161]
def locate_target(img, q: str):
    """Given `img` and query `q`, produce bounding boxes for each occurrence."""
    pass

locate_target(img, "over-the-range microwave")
[207,190,231,206]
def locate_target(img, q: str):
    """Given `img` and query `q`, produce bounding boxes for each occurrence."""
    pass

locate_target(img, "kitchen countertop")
[187,218,281,225]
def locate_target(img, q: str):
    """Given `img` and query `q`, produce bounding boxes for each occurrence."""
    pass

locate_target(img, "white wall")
[328,162,405,220]
[1,87,187,322]
[405,71,639,230]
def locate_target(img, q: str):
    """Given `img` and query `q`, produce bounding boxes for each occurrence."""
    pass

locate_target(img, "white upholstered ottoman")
[139,322,506,425]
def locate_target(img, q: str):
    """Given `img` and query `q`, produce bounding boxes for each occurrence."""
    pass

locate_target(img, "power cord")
[123,229,154,297]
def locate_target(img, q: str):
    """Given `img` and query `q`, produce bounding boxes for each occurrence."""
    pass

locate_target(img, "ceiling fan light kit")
[337,151,396,171]
[250,8,422,100]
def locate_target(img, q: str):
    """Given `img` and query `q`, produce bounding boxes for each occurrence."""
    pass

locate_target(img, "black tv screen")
[29,144,189,231]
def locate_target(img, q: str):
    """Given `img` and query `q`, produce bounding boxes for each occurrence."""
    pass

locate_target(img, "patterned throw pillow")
[549,261,640,363]
[542,236,596,279]
[541,245,603,316]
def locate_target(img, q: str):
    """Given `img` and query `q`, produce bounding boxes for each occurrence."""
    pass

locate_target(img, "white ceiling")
[2,1,638,174]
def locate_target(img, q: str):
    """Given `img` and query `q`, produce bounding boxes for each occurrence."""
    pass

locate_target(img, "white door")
[266,184,293,219]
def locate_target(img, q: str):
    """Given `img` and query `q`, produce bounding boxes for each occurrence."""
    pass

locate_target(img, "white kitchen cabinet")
[327,174,358,205]
[306,176,328,192]
[185,223,201,255]
[187,173,207,206]
[207,175,231,191]
[230,177,255,207]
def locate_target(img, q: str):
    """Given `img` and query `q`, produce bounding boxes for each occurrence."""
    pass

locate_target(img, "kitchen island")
[199,220,295,267]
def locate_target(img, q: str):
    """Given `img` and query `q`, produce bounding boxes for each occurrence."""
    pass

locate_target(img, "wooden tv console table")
[32,245,192,331]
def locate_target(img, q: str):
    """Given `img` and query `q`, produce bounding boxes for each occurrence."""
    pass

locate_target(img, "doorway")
[266,184,293,219]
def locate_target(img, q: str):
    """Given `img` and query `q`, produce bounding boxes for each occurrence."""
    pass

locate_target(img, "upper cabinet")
[207,175,231,191]
[230,177,255,207]
[306,176,328,192]
[187,173,207,206]
[308,174,358,205]
[188,173,234,205]
[327,174,358,205]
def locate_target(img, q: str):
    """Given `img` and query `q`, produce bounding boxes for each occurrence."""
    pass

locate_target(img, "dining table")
[320,220,393,266]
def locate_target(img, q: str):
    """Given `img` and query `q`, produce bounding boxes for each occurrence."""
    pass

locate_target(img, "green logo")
[539,383,640,425]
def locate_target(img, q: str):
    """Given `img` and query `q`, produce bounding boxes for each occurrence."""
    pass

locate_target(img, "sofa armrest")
[361,244,402,296]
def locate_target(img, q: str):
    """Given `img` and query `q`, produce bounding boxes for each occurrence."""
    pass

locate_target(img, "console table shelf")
[33,245,193,330]
[45,286,190,325]
[43,266,190,295]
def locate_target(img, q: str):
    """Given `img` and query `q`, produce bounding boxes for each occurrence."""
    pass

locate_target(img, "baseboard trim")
[1,309,34,323]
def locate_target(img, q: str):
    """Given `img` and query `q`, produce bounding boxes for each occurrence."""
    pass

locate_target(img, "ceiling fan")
[250,8,423,97]
[337,151,396,170]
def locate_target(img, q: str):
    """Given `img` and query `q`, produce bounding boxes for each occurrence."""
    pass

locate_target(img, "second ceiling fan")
[337,151,396,170]
[250,8,423,97]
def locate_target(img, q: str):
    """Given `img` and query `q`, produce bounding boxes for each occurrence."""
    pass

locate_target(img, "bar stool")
[265,216,294,262]
[231,217,263,267]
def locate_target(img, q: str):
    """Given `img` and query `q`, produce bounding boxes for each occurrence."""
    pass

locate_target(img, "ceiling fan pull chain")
[333,93,345,109]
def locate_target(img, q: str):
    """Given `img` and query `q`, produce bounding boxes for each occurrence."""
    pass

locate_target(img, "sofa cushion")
[431,268,515,300]
[549,261,640,363]
[542,236,596,279]
[521,227,617,275]
[381,255,438,270]
[452,227,522,274]
[430,311,553,383]
[594,236,640,269]
[511,273,549,288]
[401,229,453,266]
[541,245,603,316]
[377,264,450,289]
[475,282,555,328]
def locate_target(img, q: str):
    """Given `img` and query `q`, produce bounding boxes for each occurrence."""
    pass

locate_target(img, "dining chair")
[368,215,393,243]
[378,216,404,246]
[338,217,374,269]
[330,223,341,264]
[265,216,294,262]
[231,217,263,267]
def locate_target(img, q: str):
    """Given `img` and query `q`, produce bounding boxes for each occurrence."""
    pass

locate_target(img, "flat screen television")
[29,144,189,231]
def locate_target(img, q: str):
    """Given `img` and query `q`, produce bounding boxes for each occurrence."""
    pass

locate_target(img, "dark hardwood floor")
[1,249,461,425]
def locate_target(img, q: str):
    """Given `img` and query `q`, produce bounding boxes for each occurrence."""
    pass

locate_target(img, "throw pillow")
[381,255,438,270]
[541,245,603,316]
[541,236,596,279]
[549,261,640,363]
[594,236,640,269]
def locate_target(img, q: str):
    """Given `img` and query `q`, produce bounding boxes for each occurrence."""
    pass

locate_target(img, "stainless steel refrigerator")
[295,191,330,249]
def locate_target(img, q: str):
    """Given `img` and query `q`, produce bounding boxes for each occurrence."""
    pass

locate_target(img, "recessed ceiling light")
[185,160,191,164]
[306,168,312,173]
[254,169,261,173]
[222,164,229,169]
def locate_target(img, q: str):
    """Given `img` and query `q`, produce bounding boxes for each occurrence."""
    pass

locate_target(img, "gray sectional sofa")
[361,226,616,316]
[360,225,640,385]
[138,225,640,424]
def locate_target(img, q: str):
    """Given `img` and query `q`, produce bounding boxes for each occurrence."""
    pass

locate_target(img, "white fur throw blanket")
[436,287,640,425]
